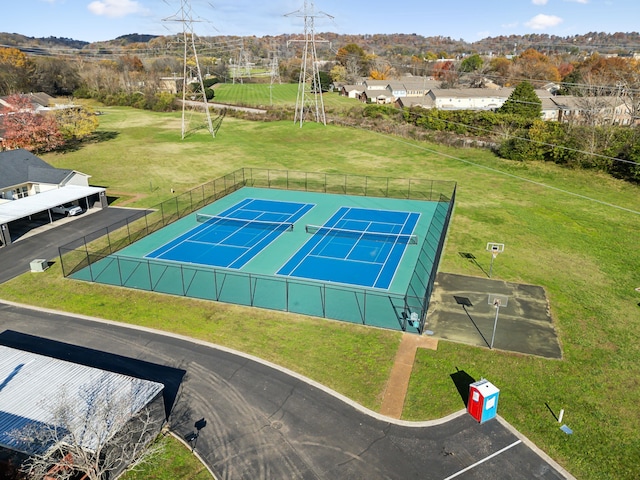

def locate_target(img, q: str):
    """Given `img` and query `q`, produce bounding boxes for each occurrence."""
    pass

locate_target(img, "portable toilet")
[467,379,500,423]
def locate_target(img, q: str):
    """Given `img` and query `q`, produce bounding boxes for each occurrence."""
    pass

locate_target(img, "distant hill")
[0,32,88,49]
[1,31,639,58]
[0,32,158,52]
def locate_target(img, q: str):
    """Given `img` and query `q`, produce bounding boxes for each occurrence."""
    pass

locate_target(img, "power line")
[365,129,640,216]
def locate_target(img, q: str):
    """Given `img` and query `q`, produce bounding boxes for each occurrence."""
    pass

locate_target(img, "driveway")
[0,207,148,284]
[0,302,574,479]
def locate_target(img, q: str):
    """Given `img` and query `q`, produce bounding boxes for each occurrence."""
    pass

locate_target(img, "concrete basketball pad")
[426,273,562,359]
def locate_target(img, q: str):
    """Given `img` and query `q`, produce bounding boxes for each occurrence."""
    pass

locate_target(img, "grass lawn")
[120,434,213,480]
[212,82,360,110]
[1,106,639,479]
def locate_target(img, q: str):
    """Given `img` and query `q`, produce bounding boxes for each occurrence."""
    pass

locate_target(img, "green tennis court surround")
[59,169,456,333]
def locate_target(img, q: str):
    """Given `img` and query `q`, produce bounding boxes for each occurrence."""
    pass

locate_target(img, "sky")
[1,0,639,44]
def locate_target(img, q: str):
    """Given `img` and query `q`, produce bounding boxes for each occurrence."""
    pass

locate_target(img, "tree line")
[2,40,640,182]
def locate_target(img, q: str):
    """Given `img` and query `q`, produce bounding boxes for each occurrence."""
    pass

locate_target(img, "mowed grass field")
[1,105,639,479]
[212,82,360,109]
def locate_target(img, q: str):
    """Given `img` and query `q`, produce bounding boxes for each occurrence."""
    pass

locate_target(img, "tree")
[512,48,561,84]
[32,57,82,96]
[431,61,459,88]
[336,43,366,67]
[329,64,347,83]
[53,106,99,141]
[497,81,541,119]
[312,71,331,92]
[0,94,63,152]
[488,57,512,84]
[336,43,367,82]
[13,373,165,480]
[460,54,483,73]
[0,47,35,95]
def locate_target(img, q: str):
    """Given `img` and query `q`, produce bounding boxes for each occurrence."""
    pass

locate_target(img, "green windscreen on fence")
[60,169,456,333]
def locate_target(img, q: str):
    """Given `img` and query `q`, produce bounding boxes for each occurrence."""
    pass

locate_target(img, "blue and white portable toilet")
[467,379,500,423]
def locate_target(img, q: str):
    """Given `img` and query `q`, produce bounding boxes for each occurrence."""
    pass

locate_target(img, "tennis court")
[146,198,314,269]
[278,207,419,289]
[62,170,456,332]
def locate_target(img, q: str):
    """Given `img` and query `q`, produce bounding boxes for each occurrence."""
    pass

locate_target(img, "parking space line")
[442,439,522,480]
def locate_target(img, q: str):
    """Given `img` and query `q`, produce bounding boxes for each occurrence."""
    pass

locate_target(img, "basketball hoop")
[488,294,508,308]
[486,242,505,278]
[487,242,504,256]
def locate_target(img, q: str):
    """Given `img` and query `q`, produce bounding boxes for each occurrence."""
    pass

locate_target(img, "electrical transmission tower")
[164,0,215,139]
[269,47,281,106]
[286,1,333,127]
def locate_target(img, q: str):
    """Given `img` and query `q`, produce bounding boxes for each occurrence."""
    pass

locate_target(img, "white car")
[52,204,83,217]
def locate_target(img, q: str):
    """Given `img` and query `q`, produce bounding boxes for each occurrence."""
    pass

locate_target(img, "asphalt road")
[0,302,574,480]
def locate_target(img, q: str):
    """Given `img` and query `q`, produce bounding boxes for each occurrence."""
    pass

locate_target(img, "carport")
[0,185,107,246]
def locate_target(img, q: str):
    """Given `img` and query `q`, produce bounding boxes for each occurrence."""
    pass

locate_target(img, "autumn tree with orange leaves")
[1,94,63,152]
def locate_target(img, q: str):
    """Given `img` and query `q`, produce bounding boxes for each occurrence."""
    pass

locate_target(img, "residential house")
[425,87,515,111]
[361,79,389,91]
[360,89,394,104]
[388,78,440,98]
[552,95,634,125]
[0,149,107,246]
[0,92,55,113]
[340,85,365,99]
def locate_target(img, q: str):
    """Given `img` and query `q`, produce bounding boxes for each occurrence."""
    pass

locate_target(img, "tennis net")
[196,213,294,232]
[305,224,418,245]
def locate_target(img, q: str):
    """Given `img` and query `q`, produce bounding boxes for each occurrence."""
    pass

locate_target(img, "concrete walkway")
[380,333,438,418]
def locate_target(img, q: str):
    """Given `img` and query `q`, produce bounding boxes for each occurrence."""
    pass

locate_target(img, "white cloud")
[87,0,145,18]
[525,14,563,30]
[565,0,588,3]
[532,0,548,5]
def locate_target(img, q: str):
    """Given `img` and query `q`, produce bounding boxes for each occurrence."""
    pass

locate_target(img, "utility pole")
[164,0,215,139]
[286,1,333,127]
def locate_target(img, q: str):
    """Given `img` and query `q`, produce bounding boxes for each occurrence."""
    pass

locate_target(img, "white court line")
[442,439,522,480]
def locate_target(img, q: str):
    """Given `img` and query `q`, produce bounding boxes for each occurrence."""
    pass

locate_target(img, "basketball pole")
[489,252,496,278]
[490,300,501,349]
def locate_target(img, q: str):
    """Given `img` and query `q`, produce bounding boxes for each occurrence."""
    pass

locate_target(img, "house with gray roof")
[340,85,365,99]
[0,149,107,246]
[0,92,56,113]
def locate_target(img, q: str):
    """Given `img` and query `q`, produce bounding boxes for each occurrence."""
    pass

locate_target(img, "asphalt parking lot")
[0,206,148,284]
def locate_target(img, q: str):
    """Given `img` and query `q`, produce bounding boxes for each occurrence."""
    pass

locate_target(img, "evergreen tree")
[497,81,541,118]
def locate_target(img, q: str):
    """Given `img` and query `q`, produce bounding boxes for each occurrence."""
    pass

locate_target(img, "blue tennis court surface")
[146,198,314,269]
[278,207,419,289]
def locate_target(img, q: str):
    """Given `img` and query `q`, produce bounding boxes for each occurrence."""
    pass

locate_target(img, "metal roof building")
[0,345,164,457]
[0,149,108,247]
